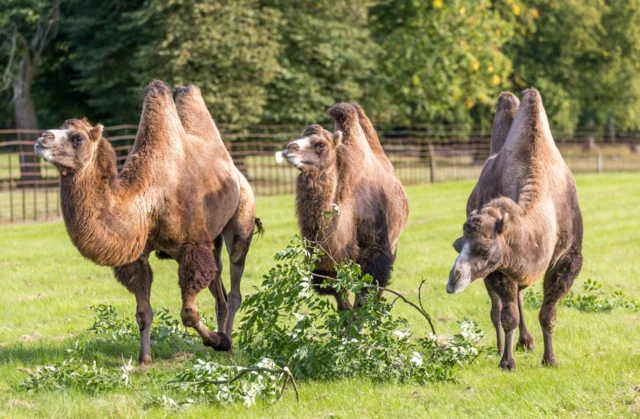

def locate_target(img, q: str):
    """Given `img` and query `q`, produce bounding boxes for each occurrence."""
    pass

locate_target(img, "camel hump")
[134,80,185,152]
[504,87,556,156]
[174,84,225,146]
[328,103,369,152]
[490,92,520,154]
[143,79,172,98]
[350,102,394,172]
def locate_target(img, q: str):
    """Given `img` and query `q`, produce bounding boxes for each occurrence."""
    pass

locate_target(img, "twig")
[312,272,437,335]
[171,366,299,403]
[119,354,157,405]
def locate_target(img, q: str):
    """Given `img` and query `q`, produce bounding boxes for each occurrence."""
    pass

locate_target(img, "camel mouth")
[446,277,471,294]
[34,142,54,161]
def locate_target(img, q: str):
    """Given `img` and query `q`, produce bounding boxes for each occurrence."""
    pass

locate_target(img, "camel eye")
[316,142,325,149]
[71,135,84,145]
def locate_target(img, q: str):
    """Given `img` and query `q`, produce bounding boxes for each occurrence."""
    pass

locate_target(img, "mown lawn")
[0,173,639,418]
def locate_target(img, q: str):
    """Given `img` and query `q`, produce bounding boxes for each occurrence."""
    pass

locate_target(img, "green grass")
[1,173,639,418]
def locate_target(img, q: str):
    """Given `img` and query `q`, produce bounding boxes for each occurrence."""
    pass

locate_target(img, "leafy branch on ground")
[19,233,483,406]
[89,304,204,345]
[237,235,483,384]
[19,341,135,393]
[524,279,639,312]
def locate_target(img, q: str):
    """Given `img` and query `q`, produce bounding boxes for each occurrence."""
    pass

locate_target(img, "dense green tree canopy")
[1,0,640,133]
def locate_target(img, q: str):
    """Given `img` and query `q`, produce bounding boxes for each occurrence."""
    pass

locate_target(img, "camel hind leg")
[208,234,228,335]
[114,248,154,364]
[221,173,257,337]
[539,252,582,366]
[516,286,535,351]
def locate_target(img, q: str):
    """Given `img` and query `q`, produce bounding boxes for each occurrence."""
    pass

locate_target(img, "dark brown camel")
[34,81,260,364]
[281,103,409,309]
[447,88,583,370]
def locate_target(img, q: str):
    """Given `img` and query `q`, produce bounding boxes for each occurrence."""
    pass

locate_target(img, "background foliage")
[2,0,640,131]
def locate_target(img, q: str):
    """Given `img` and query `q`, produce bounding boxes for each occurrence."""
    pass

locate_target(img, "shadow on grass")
[0,334,233,368]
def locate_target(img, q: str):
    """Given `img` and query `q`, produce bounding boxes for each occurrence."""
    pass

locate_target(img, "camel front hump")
[34,80,259,363]
[282,102,409,311]
[447,88,583,371]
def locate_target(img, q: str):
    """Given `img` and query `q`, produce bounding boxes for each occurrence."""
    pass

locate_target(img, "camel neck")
[59,138,149,267]
[500,211,550,280]
[296,168,339,241]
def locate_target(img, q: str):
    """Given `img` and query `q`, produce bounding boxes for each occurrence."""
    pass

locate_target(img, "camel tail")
[253,217,265,238]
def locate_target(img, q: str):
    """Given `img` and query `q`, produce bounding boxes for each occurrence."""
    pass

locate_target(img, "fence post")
[597,153,603,173]
[428,141,437,183]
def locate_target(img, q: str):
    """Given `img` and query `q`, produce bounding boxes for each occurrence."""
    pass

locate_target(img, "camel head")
[34,118,104,173]
[281,124,342,172]
[447,198,520,294]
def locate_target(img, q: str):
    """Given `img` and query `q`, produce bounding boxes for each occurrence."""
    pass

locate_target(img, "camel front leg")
[484,273,504,356]
[179,245,231,351]
[114,253,154,365]
[486,273,519,370]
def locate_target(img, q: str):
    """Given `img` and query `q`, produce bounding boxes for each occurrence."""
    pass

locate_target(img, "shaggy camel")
[447,88,583,370]
[34,81,260,363]
[281,103,409,309]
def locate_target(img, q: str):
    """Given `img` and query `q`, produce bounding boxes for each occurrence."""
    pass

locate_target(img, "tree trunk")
[13,55,42,184]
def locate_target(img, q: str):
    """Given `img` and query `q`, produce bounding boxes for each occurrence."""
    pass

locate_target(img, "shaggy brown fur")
[34,81,260,363]
[447,88,583,370]
[282,103,409,309]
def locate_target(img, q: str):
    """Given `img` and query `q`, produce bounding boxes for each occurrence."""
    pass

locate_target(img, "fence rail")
[1,126,640,224]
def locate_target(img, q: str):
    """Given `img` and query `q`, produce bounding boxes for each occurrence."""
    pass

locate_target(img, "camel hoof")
[542,357,558,367]
[499,358,516,371]
[212,332,232,352]
[516,334,535,352]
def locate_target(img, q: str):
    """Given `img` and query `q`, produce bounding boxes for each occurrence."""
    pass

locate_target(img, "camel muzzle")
[447,267,470,294]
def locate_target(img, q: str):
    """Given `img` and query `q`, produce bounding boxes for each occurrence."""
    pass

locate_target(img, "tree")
[506,0,640,133]
[127,0,282,125]
[62,0,147,125]
[1,0,60,182]
[261,0,382,125]
[370,0,514,127]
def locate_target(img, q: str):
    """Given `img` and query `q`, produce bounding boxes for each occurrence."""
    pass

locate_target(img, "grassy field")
[0,173,639,418]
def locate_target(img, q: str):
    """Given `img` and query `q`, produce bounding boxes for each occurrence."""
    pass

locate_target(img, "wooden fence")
[1,125,639,224]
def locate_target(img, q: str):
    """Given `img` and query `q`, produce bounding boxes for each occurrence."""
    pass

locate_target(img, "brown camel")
[447,88,583,370]
[281,103,409,309]
[34,80,261,364]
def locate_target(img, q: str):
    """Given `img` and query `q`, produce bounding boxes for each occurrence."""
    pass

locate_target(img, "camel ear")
[89,124,104,142]
[333,131,343,147]
[495,212,509,235]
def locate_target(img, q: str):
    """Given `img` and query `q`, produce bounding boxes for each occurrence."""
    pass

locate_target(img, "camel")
[281,103,409,309]
[447,88,583,370]
[34,80,261,364]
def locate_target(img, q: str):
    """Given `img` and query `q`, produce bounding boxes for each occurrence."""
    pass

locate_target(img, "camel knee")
[135,307,153,331]
[539,306,557,333]
[501,305,519,332]
[181,307,200,328]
